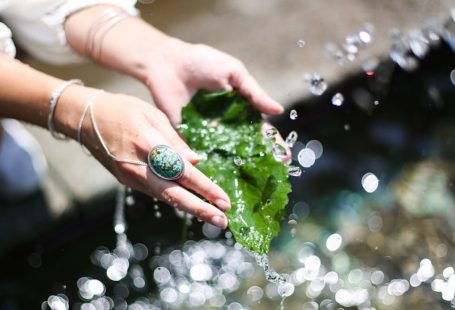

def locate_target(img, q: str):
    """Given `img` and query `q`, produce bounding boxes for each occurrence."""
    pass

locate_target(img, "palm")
[145,43,283,126]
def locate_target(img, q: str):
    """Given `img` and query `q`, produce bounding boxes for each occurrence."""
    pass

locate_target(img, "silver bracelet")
[85,8,130,60]
[47,79,84,140]
[77,89,105,155]
[84,90,186,181]
[87,90,147,167]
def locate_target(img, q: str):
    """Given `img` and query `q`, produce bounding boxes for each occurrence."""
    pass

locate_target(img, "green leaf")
[179,90,291,254]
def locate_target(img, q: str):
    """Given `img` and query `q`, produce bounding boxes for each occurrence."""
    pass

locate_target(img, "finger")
[229,65,284,115]
[149,76,192,125]
[262,121,292,164]
[147,174,228,229]
[141,141,230,210]
[178,158,231,211]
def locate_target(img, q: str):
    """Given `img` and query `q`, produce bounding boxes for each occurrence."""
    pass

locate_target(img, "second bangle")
[47,79,84,140]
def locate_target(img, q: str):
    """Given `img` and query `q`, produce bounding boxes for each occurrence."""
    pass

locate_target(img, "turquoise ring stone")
[148,145,185,180]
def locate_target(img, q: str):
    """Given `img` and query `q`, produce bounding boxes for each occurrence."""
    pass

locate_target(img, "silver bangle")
[47,79,84,140]
[85,8,130,60]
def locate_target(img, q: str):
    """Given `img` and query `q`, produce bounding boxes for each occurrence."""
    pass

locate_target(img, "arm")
[0,54,230,228]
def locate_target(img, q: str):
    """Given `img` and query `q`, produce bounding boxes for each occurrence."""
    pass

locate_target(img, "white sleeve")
[0,0,138,64]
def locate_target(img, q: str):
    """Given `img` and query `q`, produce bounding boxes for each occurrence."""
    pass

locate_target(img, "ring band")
[148,145,185,180]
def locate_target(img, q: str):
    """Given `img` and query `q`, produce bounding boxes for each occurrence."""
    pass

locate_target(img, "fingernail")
[214,198,231,210]
[275,104,284,114]
[212,215,228,229]
[183,149,202,162]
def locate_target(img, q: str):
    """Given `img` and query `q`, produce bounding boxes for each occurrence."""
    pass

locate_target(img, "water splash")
[288,166,302,177]
[325,23,374,65]
[331,93,344,107]
[285,131,298,148]
[272,143,288,161]
[289,109,298,120]
[251,252,294,309]
[304,74,328,96]
[265,127,278,139]
[297,39,306,48]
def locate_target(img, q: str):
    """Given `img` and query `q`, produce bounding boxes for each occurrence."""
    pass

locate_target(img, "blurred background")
[1,0,455,309]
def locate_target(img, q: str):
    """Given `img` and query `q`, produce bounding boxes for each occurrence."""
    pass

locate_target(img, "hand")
[143,40,291,161]
[78,91,231,229]
[143,39,284,125]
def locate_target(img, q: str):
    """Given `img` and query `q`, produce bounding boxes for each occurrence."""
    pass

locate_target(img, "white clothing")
[0,1,138,199]
[0,0,138,64]
[0,120,47,200]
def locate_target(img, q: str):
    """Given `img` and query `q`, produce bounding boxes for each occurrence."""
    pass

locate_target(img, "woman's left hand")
[142,39,284,125]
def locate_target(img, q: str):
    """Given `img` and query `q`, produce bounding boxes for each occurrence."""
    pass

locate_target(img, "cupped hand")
[142,39,291,160]
[144,39,284,125]
[80,91,231,229]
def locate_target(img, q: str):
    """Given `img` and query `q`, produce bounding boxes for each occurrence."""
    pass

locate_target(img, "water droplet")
[374,100,380,105]
[285,131,298,147]
[306,140,323,159]
[409,29,430,59]
[272,143,287,161]
[450,69,455,85]
[331,93,344,107]
[154,267,171,284]
[155,211,162,218]
[324,42,346,65]
[361,172,379,193]
[297,148,316,168]
[343,42,359,55]
[114,223,125,234]
[278,282,295,298]
[125,195,135,206]
[362,57,379,75]
[326,233,343,251]
[265,127,278,139]
[247,286,264,302]
[358,24,374,45]
[305,74,328,96]
[288,219,297,225]
[422,20,443,45]
[233,156,244,166]
[297,39,306,48]
[160,287,178,304]
[288,166,302,177]
[344,124,350,131]
[239,226,250,236]
[290,109,298,120]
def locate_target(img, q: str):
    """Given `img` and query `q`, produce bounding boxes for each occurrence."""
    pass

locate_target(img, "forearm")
[0,54,95,140]
[64,5,173,83]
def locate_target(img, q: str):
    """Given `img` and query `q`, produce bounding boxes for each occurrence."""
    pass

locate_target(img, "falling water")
[252,252,295,309]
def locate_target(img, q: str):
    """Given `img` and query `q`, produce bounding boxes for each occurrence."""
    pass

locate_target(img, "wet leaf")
[180,90,291,254]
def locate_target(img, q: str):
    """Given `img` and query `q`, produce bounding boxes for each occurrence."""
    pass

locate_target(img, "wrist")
[53,85,100,141]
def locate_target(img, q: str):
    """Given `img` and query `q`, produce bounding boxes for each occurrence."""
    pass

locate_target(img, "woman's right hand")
[57,88,231,229]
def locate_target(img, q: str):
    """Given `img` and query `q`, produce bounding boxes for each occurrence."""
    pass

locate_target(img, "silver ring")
[147,145,185,180]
